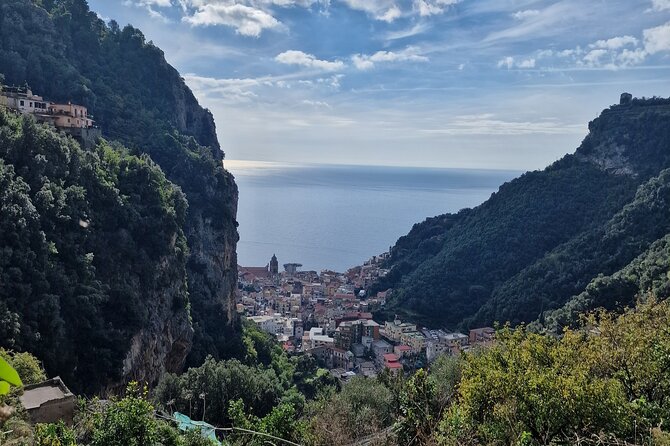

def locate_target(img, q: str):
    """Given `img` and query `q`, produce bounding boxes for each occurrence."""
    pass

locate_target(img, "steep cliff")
[0,0,240,391]
[373,96,670,329]
[0,111,194,393]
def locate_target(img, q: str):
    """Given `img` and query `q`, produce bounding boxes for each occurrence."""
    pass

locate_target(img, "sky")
[87,0,670,170]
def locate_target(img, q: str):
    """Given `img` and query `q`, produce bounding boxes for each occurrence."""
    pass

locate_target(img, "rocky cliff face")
[117,255,193,391]
[575,98,670,177]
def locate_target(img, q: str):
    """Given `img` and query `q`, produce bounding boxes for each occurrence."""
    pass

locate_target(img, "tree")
[91,383,159,446]
[440,327,629,445]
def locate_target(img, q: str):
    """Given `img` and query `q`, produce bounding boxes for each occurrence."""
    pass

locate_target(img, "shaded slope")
[374,97,670,328]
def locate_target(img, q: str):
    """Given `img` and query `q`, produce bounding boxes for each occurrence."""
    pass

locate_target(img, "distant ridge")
[372,94,670,330]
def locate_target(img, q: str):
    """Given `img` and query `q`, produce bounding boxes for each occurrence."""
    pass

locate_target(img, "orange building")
[48,103,93,128]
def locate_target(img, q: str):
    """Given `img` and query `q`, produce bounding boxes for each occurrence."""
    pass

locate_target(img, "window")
[29,102,33,107]
[20,100,24,106]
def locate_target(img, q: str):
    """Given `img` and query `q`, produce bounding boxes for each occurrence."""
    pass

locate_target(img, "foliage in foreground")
[6,299,670,446]
[439,297,670,446]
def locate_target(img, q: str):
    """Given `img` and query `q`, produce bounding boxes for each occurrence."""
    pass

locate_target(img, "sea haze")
[227,161,521,272]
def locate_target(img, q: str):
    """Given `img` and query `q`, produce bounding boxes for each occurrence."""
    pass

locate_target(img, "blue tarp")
[173,411,221,445]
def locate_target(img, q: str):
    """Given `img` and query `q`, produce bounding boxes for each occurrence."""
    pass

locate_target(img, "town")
[237,254,495,380]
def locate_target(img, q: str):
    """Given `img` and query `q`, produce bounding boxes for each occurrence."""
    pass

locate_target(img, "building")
[334,319,380,351]
[247,315,303,341]
[372,339,393,367]
[283,263,302,275]
[1,85,50,115]
[270,254,279,275]
[332,348,354,370]
[403,332,426,353]
[383,353,403,375]
[305,327,334,349]
[470,327,495,345]
[19,377,76,425]
[394,345,412,358]
[384,318,418,342]
[0,85,100,147]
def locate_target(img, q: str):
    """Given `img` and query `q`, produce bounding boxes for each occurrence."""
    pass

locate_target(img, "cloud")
[522,23,670,71]
[497,56,535,69]
[124,0,173,21]
[352,47,428,70]
[183,3,281,36]
[485,2,583,43]
[511,9,540,20]
[302,99,333,109]
[383,22,431,41]
[339,0,401,22]
[176,0,327,36]
[184,74,262,103]
[275,50,345,71]
[643,21,670,54]
[589,35,638,50]
[414,0,460,17]
[140,0,172,6]
[421,114,583,136]
[651,0,670,11]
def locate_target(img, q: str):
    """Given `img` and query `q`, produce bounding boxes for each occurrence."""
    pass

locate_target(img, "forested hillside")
[0,0,240,392]
[373,96,670,330]
[0,110,190,393]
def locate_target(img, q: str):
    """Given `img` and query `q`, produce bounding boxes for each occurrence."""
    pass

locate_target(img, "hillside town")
[237,254,495,380]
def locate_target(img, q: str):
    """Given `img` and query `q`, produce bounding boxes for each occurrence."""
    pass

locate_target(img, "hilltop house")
[0,84,101,147]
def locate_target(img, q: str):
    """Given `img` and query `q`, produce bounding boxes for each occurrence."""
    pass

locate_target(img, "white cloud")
[133,0,172,7]
[339,0,401,22]
[184,74,262,103]
[275,50,345,71]
[302,99,332,109]
[178,0,326,36]
[316,74,344,88]
[414,0,460,17]
[643,21,670,54]
[384,23,430,41]
[517,58,536,68]
[590,35,638,50]
[582,49,608,66]
[422,114,583,136]
[124,0,173,21]
[352,47,428,70]
[529,23,670,70]
[496,56,534,69]
[512,9,540,20]
[497,56,514,69]
[184,3,282,36]
[651,0,670,11]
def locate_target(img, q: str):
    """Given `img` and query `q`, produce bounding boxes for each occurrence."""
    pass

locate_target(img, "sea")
[226,161,521,272]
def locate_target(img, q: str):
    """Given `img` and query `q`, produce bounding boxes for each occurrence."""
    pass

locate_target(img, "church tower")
[270,254,279,275]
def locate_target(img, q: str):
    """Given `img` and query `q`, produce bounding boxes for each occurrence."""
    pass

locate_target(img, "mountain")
[0,0,239,392]
[373,95,670,330]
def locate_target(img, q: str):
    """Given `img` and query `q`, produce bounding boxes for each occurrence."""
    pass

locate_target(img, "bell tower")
[270,254,279,275]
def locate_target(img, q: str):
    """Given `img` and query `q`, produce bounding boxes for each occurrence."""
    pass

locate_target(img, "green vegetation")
[373,97,670,330]
[0,110,188,393]
[154,323,338,428]
[5,301,670,445]
[0,356,22,396]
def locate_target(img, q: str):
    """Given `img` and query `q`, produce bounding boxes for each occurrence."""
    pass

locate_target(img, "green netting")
[173,412,221,445]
